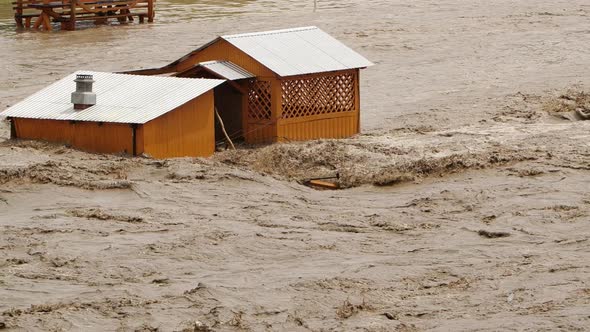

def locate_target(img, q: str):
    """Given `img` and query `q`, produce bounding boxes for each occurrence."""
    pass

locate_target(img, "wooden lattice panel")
[281,73,355,119]
[247,80,272,120]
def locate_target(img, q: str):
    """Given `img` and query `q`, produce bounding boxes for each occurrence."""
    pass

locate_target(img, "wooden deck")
[13,0,155,31]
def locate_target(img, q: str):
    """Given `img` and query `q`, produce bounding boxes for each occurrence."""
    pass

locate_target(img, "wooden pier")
[13,0,155,31]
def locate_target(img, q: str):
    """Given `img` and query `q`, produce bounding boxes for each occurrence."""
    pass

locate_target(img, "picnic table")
[28,2,63,31]
[13,0,155,31]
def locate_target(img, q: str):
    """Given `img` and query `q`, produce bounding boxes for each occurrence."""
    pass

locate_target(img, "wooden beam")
[215,107,236,150]
[32,14,43,29]
[42,11,51,31]
[45,9,63,20]
[279,69,355,81]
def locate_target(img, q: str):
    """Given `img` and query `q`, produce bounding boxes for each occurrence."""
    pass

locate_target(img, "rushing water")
[0,0,357,31]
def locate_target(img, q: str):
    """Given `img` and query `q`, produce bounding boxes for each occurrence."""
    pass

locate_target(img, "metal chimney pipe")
[71,74,96,110]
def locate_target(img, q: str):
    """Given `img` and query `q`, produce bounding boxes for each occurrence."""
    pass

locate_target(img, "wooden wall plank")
[13,118,133,154]
[277,114,358,141]
[142,91,215,158]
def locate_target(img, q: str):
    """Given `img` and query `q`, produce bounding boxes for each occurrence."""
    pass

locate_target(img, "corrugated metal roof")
[198,61,254,80]
[1,71,225,124]
[220,26,373,77]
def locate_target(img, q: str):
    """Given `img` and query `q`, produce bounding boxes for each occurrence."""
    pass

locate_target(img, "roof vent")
[71,74,96,110]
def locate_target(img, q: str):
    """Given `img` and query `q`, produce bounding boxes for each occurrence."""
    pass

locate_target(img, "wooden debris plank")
[307,180,340,189]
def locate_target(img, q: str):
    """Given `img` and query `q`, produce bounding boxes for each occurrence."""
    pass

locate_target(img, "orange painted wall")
[13,118,133,154]
[72,122,134,154]
[277,113,358,142]
[244,121,277,144]
[141,91,215,158]
[175,39,276,78]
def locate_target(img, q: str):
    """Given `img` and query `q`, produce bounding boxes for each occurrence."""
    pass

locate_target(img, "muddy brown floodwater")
[2,1,590,331]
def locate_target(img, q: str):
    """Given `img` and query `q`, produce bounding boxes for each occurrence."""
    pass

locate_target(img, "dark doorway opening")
[214,83,243,144]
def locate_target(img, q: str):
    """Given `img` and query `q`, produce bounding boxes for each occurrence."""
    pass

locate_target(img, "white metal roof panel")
[198,61,254,80]
[1,71,225,124]
[221,26,373,77]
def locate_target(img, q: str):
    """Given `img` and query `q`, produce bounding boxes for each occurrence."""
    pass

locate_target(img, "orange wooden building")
[125,26,373,143]
[1,71,224,158]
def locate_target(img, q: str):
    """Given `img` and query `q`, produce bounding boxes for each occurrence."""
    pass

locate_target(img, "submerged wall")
[12,118,134,154]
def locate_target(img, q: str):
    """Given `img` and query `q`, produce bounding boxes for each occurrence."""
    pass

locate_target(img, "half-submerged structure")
[2,26,372,158]
[13,0,155,31]
[126,26,373,144]
[2,71,224,158]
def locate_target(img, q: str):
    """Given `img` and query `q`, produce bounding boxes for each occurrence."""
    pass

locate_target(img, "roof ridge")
[222,26,319,40]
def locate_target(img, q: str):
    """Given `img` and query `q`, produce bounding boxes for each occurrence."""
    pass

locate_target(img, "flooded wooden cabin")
[125,26,374,144]
[13,0,154,31]
[1,71,224,158]
[1,27,372,159]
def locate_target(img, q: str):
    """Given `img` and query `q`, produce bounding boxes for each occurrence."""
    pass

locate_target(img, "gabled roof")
[197,61,255,80]
[175,26,373,77]
[1,71,224,124]
[222,26,373,76]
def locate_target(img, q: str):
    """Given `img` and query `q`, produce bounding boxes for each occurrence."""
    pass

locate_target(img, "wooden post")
[33,14,43,29]
[147,0,154,22]
[126,9,133,21]
[15,0,24,28]
[42,11,51,31]
[69,0,76,30]
[355,69,360,133]
[117,7,127,23]
[270,78,282,142]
